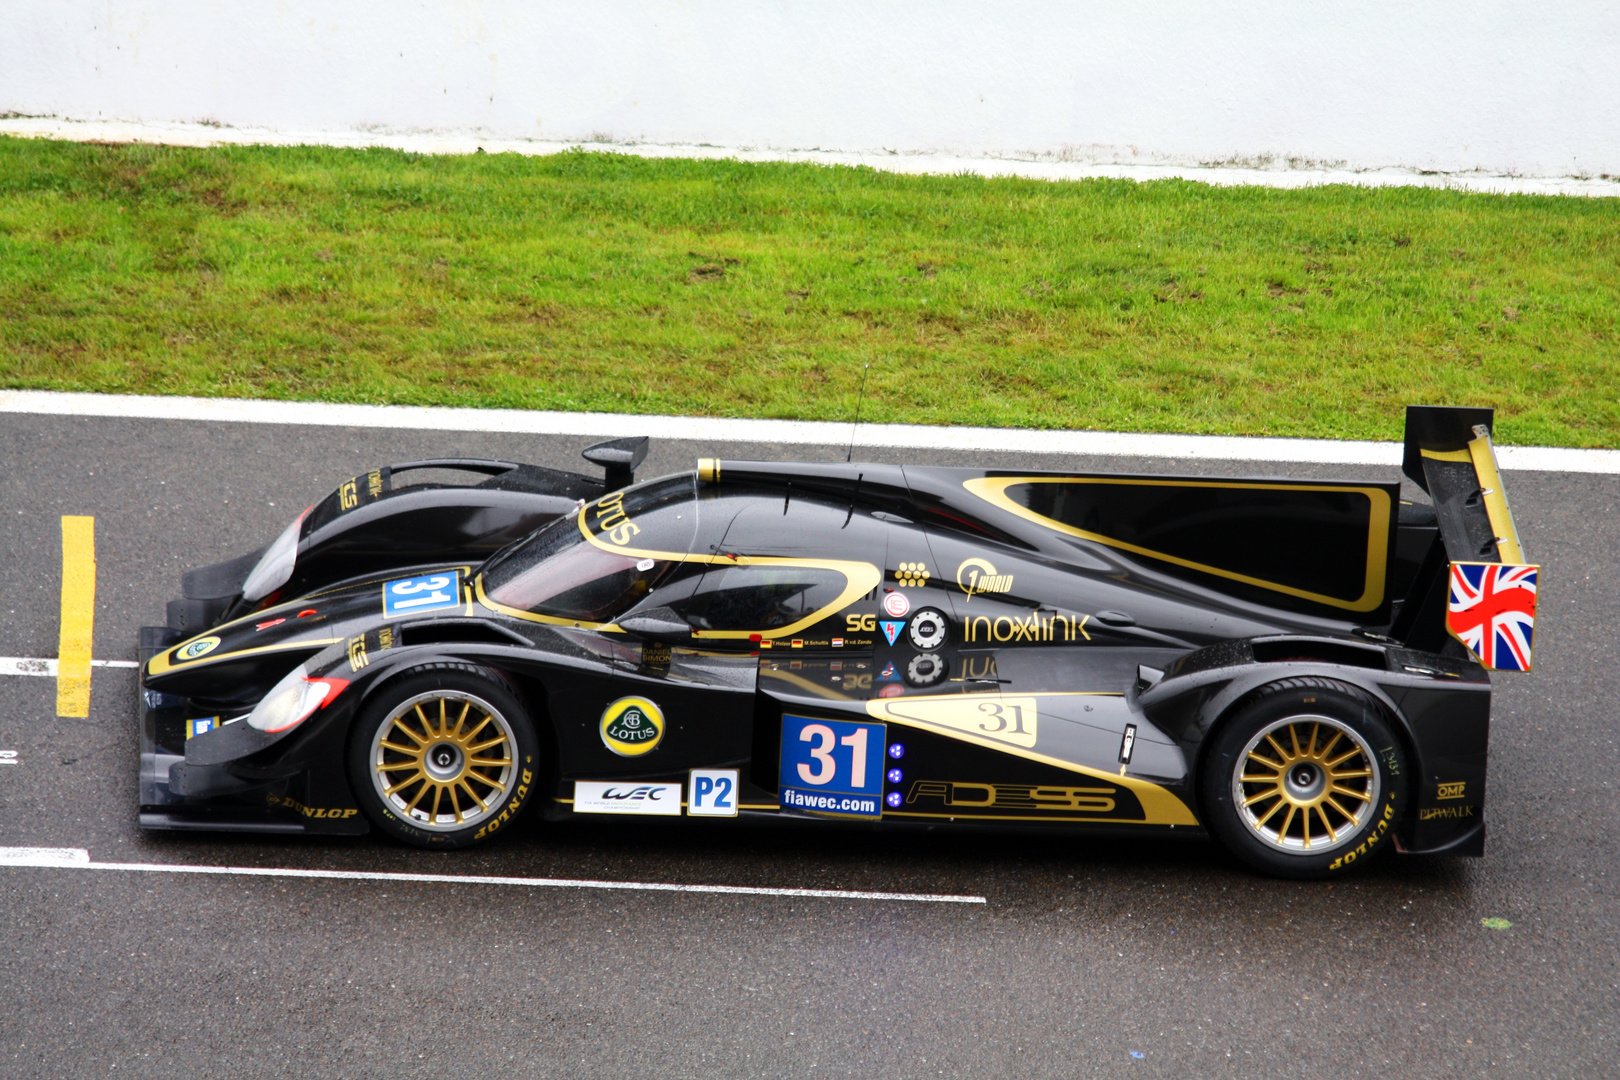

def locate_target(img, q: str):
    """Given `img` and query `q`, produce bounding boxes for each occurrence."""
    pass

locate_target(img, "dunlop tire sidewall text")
[345,663,541,851]
[1198,677,1411,881]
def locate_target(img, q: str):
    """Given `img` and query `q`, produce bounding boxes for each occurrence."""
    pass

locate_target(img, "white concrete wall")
[3,1,1617,178]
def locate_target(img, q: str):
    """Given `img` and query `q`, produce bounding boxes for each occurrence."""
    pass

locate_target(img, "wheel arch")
[1188,667,1418,829]
[336,646,570,782]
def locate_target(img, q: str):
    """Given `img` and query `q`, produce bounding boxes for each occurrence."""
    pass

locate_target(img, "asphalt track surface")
[0,412,1615,1079]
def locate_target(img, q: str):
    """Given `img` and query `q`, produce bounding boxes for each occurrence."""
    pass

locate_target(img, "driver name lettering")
[592,490,642,546]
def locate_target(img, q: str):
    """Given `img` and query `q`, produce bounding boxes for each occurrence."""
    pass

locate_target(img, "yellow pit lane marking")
[56,516,96,718]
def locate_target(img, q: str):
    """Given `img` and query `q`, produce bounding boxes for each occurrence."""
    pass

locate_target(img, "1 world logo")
[956,558,1014,601]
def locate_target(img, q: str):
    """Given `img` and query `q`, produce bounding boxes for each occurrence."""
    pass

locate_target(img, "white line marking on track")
[3,389,1617,472]
[0,847,987,904]
[0,657,139,677]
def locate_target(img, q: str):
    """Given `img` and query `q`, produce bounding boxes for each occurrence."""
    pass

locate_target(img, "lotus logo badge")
[599,696,665,757]
[176,636,220,661]
[956,558,1014,601]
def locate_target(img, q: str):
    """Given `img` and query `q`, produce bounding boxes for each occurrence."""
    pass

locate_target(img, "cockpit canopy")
[478,472,884,639]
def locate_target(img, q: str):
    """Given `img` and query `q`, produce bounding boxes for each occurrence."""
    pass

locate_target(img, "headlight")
[242,507,310,602]
[248,662,348,733]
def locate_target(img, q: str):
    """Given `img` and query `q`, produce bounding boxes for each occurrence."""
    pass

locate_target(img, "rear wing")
[1397,406,1538,671]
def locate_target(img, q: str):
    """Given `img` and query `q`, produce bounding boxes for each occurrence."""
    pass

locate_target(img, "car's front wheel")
[347,665,539,849]
[1200,678,1406,879]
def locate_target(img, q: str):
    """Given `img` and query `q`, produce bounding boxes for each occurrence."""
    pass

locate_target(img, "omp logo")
[1437,782,1467,800]
[956,558,1014,601]
[591,490,642,546]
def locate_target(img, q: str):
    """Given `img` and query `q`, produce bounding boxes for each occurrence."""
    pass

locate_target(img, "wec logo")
[573,780,682,816]
[602,785,667,802]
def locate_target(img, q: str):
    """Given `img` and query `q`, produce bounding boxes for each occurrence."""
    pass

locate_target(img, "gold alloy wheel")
[369,690,516,832]
[1231,715,1380,854]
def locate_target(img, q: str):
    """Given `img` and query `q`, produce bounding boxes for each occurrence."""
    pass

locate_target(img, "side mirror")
[582,436,650,492]
[617,606,692,644]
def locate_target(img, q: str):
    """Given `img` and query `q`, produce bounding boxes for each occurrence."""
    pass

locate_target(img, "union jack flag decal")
[1447,562,1539,671]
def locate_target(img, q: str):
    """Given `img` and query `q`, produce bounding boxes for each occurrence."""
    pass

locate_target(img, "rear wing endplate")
[1401,406,1537,671]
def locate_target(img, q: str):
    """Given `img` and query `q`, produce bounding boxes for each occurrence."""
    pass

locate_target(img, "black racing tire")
[347,665,540,849]
[1200,678,1407,880]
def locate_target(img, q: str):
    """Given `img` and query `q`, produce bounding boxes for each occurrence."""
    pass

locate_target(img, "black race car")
[138,406,1536,878]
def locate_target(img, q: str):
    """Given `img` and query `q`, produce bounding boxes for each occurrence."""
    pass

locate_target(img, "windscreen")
[480,473,697,622]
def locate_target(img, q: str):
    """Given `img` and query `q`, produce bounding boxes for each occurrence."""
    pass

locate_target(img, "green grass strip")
[2,136,1616,446]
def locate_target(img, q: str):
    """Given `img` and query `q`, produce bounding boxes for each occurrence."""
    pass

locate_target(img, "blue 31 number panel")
[778,714,886,819]
[381,571,462,619]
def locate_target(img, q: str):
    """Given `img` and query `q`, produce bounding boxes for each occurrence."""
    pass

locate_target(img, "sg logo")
[688,769,739,817]
[845,613,877,633]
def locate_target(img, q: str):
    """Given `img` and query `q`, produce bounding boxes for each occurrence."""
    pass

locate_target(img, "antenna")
[846,362,871,463]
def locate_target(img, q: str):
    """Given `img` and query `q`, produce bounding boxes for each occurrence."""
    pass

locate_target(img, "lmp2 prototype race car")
[137,406,1536,878]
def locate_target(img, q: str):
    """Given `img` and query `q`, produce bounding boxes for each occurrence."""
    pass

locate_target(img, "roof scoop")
[582,436,650,492]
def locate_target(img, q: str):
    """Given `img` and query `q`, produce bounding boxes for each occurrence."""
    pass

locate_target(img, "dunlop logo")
[956,557,1014,601]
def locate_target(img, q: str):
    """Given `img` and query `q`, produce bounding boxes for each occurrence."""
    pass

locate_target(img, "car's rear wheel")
[1200,678,1406,879]
[348,666,539,849]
